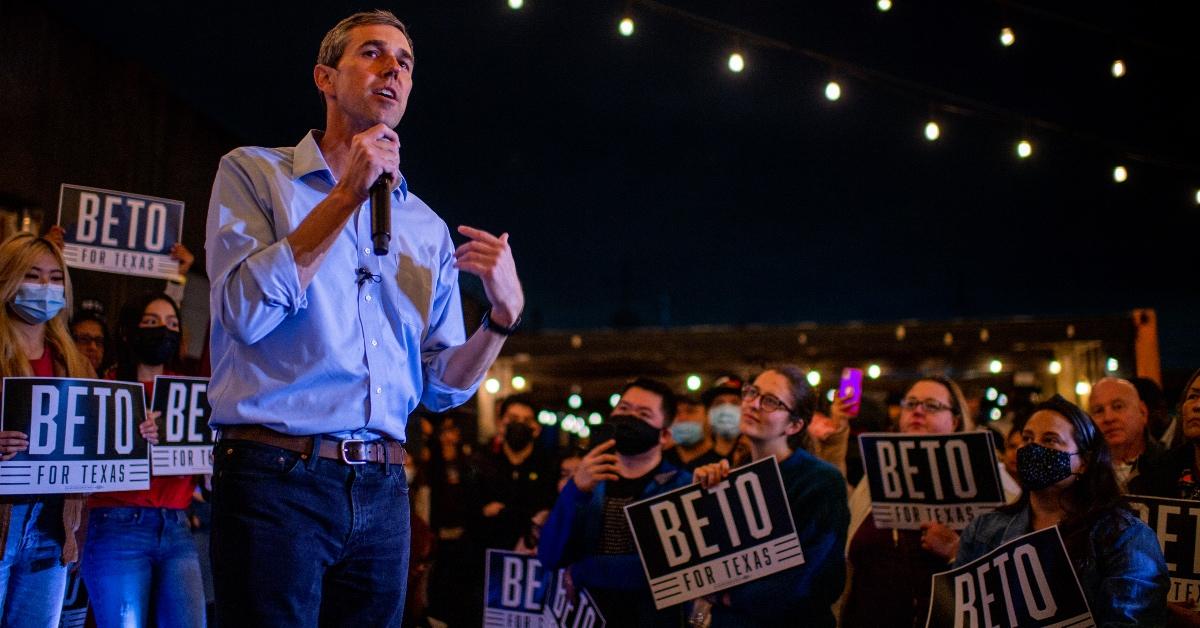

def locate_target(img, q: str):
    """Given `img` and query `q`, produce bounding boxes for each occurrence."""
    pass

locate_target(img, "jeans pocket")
[91,508,140,525]
[214,440,304,480]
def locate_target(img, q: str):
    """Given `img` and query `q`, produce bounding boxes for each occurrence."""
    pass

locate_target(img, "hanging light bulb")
[876,0,893,11]
[618,16,635,37]
[1048,360,1062,375]
[1016,139,1033,159]
[1112,165,1128,183]
[924,121,941,141]
[728,52,745,73]
[999,27,1015,47]
[508,0,524,9]
[1111,59,1126,78]
[824,80,842,101]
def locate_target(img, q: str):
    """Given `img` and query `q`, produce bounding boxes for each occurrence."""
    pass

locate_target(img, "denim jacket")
[956,505,1168,627]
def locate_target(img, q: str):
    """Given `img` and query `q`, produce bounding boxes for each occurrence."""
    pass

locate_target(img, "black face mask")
[132,326,181,366]
[504,421,535,451]
[1016,443,1078,491]
[598,413,662,456]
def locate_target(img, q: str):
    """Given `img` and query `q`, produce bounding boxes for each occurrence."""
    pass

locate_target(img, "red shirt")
[87,375,197,510]
[28,345,54,377]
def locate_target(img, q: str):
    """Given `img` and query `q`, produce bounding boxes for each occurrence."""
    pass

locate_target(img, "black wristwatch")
[481,309,522,336]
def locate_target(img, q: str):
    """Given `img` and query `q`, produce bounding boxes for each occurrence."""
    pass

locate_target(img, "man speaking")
[204,10,523,626]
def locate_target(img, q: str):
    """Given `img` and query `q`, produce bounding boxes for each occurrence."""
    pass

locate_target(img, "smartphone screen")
[837,368,864,417]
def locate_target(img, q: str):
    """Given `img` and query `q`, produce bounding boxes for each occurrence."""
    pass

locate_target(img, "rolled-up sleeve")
[206,153,308,345]
[417,242,477,411]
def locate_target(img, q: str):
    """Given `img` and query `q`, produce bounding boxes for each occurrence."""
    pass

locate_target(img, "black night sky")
[43,1,1200,365]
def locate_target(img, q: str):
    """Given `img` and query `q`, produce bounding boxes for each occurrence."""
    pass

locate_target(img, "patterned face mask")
[1016,443,1079,491]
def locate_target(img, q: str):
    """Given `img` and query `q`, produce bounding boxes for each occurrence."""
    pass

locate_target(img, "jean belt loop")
[305,435,322,470]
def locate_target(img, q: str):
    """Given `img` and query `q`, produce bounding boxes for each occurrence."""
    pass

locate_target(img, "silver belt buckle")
[340,439,369,465]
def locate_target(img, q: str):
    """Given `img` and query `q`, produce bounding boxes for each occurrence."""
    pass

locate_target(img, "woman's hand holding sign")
[693,459,731,489]
[0,430,29,461]
[141,411,160,445]
[573,439,619,493]
[920,522,960,561]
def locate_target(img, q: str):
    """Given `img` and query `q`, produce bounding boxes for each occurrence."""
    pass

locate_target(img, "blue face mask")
[10,283,66,324]
[670,421,704,447]
[708,403,742,439]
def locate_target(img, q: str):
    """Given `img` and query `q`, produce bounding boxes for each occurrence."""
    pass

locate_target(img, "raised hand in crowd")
[45,224,66,249]
[827,390,856,432]
[572,439,619,493]
[170,242,194,275]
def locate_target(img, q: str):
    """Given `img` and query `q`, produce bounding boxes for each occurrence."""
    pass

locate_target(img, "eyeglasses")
[741,384,792,413]
[900,398,955,414]
[72,334,104,347]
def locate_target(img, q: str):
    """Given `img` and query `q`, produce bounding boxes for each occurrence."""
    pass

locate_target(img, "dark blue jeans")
[210,439,410,627]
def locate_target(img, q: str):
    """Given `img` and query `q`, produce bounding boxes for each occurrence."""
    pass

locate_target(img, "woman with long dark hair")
[956,394,1168,625]
[80,292,205,627]
[693,365,849,627]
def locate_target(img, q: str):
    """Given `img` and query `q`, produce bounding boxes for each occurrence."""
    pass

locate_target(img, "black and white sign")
[59,568,89,628]
[544,567,606,628]
[484,550,607,628]
[0,377,150,494]
[57,183,184,279]
[149,376,213,475]
[625,457,804,609]
[926,527,1094,628]
[1126,494,1200,603]
[485,549,555,627]
[859,432,1005,530]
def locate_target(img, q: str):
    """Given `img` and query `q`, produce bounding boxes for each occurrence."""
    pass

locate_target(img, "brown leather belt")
[220,425,406,465]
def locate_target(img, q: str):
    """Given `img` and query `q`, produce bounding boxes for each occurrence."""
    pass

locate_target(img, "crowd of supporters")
[1,228,1198,626]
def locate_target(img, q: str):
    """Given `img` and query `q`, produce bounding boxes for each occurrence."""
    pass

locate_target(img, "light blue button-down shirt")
[205,130,477,441]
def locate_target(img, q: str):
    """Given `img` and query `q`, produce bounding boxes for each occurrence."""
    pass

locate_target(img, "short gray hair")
[317,10,413,68]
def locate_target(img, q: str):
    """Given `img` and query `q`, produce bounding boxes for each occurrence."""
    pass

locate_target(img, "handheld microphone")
[370,173,392,255]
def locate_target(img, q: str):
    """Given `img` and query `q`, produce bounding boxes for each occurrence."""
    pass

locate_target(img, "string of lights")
[504,0,1200,206]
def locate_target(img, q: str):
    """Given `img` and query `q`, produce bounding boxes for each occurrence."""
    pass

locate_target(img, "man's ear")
[314,64,336,99]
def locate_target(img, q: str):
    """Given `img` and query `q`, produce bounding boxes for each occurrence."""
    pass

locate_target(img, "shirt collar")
[292,130,408,201]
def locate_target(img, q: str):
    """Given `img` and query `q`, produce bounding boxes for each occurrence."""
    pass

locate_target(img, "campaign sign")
[859,432,1005,530]
[149,376,213,475]
[1126,494,1200,603]
[0,377,150,494]
[57,183,183,279]
[544,568,606,628]
[59,568,89,628]
[625,457,804,609]
[926,527,1094,628]
[485,549,554,627]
